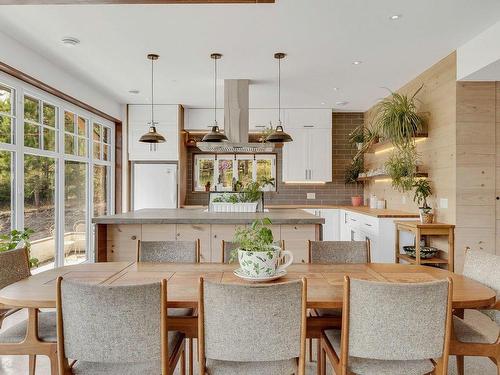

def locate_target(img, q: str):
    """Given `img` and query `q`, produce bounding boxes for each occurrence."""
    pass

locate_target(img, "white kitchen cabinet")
[338,210,415,263]
[282,126,332,182]
[128,104,180,161]
[185,108,224,131]
[248,109,285,131]
[284,109,332,129]
[303,209,340,241]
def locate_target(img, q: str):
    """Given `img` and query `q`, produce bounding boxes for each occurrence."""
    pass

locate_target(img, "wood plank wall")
[364,53,457,218]
[455,81,498,269]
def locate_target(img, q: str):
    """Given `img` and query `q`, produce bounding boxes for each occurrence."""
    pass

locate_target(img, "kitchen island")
[92,208,324,263]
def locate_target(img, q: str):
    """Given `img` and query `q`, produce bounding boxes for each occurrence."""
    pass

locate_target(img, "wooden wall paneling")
[178,105,188,207]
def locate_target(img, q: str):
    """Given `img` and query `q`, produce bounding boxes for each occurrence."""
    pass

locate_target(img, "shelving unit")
[365,133,428,154]
[394,221,455,271]
[357,172,428,182]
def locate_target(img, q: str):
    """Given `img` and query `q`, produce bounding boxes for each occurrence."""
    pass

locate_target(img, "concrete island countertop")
[92,208,325,225]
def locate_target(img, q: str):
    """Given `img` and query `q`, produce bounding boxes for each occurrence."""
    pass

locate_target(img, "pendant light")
[139,53,166,143]
[202,53,228,142]
[266,52,293,143]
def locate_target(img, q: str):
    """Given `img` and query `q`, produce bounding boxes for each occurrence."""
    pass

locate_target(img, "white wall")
[457,20,500,81]
[0,31,122,120]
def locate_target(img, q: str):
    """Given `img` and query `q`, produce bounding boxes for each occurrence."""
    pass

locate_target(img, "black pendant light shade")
[202,125,228,142]
[265,52,292,143]
[139,53,166,144]
[201,53,227,143]
[266,124,293,143]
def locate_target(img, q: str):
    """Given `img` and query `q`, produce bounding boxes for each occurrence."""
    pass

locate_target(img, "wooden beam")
[0,0,274,4]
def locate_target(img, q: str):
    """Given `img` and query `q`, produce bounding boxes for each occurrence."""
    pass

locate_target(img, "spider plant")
[374,85,424,147]
[385,145,419,192]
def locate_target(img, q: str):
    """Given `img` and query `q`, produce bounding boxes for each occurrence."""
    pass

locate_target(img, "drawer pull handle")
[365,223,372,227]
[131,236,137,240]
[350,218,357,222]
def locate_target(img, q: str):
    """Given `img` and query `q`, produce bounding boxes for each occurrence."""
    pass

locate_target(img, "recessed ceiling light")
[389,14,402,20]
[61,37,80,47]
[336,101,349,106]
[333,87,340,91]
[320,102,326,105]
[128,89,140,94]
[352,61,362,65]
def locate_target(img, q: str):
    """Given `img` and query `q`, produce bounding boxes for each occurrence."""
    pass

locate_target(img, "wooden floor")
[0,309,497,374]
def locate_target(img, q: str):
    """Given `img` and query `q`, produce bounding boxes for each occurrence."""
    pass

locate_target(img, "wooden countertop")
[92,208,325,225]
[265,205,419,218]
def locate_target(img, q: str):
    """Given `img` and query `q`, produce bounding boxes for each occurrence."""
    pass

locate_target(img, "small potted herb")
[413,179,433,224]
[232,218,293,278]
[344,157,364,206]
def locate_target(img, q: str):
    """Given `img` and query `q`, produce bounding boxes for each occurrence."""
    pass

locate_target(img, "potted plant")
[211,181,264,212]
[0,228,38,268]
[413,179,433,224]
[374,86,424,148]
[348,126,365,150]
[232,218,293,278]
[344,156,364,206]
[384,145,419,193]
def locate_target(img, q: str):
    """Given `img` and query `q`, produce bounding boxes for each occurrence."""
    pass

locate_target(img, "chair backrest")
[345,277,451,361]
[309,240,370,264]
[0,246,30,290]
[462,248,500,324]
[222,240,283,263]
[138,240,199,263]
[200,278,305,362]
[57,279,164,363]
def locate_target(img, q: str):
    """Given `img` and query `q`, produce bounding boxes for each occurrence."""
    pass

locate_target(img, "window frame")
[0,71,115,269]
[193,153,277,192]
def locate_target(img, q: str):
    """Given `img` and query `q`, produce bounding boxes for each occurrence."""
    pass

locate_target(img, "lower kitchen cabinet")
[103,223,320,263]
[303,209,340,241]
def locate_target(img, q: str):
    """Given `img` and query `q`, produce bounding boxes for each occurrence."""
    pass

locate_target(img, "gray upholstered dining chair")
[56,277,186,375]
[319,276,453,375]
[221,240,285,263]
[198,277,307,375]
[136,239,199,375]
[450,248,500,375]
[137,239,200,263]
[308,239,370,362]
[0,246,57,375]
[308,240,371,264]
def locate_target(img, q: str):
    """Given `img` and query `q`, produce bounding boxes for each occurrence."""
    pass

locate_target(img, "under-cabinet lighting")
[374,178,392,183]
[284,181,327,185]
[374,137,427,155]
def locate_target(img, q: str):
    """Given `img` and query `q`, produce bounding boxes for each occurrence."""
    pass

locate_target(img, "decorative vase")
[356,142,363,150]
[238,246,293,278]
[351,196,363,207]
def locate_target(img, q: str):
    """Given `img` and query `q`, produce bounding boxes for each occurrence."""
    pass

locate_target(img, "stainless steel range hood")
[197,79,274,153]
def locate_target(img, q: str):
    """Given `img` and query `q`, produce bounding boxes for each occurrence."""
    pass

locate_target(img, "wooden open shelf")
[365,133,428,154]
[397,251,449,265]
[357,172,428,182]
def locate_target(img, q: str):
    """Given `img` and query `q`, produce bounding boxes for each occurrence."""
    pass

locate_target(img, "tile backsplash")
[184,112,364,206]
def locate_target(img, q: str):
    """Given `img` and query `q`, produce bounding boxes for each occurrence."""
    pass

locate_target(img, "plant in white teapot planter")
[231,218,293,278]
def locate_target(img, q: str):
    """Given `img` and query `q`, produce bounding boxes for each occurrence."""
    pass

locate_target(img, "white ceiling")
[1,1,500,111]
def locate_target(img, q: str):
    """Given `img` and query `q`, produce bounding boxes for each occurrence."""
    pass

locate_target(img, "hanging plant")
[374,85,424,147]
[385,145,419,192]
[344,156,364,185]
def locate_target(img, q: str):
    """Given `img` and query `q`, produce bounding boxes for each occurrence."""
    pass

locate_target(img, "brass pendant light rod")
[149,53,158,127]
[211,53,222,125]
[274,52,285,124]
[202,53,227,142]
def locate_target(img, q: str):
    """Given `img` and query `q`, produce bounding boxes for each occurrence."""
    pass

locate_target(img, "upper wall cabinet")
[128,104,180,161]
[248,109,285,131]
[281,109,332,183]
[284,109,332,129]
[185,108,224,131]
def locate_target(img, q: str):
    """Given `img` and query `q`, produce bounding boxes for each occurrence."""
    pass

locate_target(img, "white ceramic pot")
[238,246,293,278]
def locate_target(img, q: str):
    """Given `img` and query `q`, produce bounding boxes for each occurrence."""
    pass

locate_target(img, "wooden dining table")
[0,262,497,375]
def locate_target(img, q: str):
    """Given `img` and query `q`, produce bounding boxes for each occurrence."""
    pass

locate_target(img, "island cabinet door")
[210,225,237,263]
[280,224,317,263]
[107,225,142,262]
[176,224,211,263]
[141,225,177,241]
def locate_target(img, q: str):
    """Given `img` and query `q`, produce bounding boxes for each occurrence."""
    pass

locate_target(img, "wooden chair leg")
[320,340,327,375]
[28,355,36,375]
[309,338,313,362]
[188,338,194,375]
[456,355,464,375]
[49,351,58,375]
[317,338,321,375]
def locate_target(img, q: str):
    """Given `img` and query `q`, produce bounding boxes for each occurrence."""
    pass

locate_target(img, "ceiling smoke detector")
[61,37,80,47]
[335,101,349,106]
